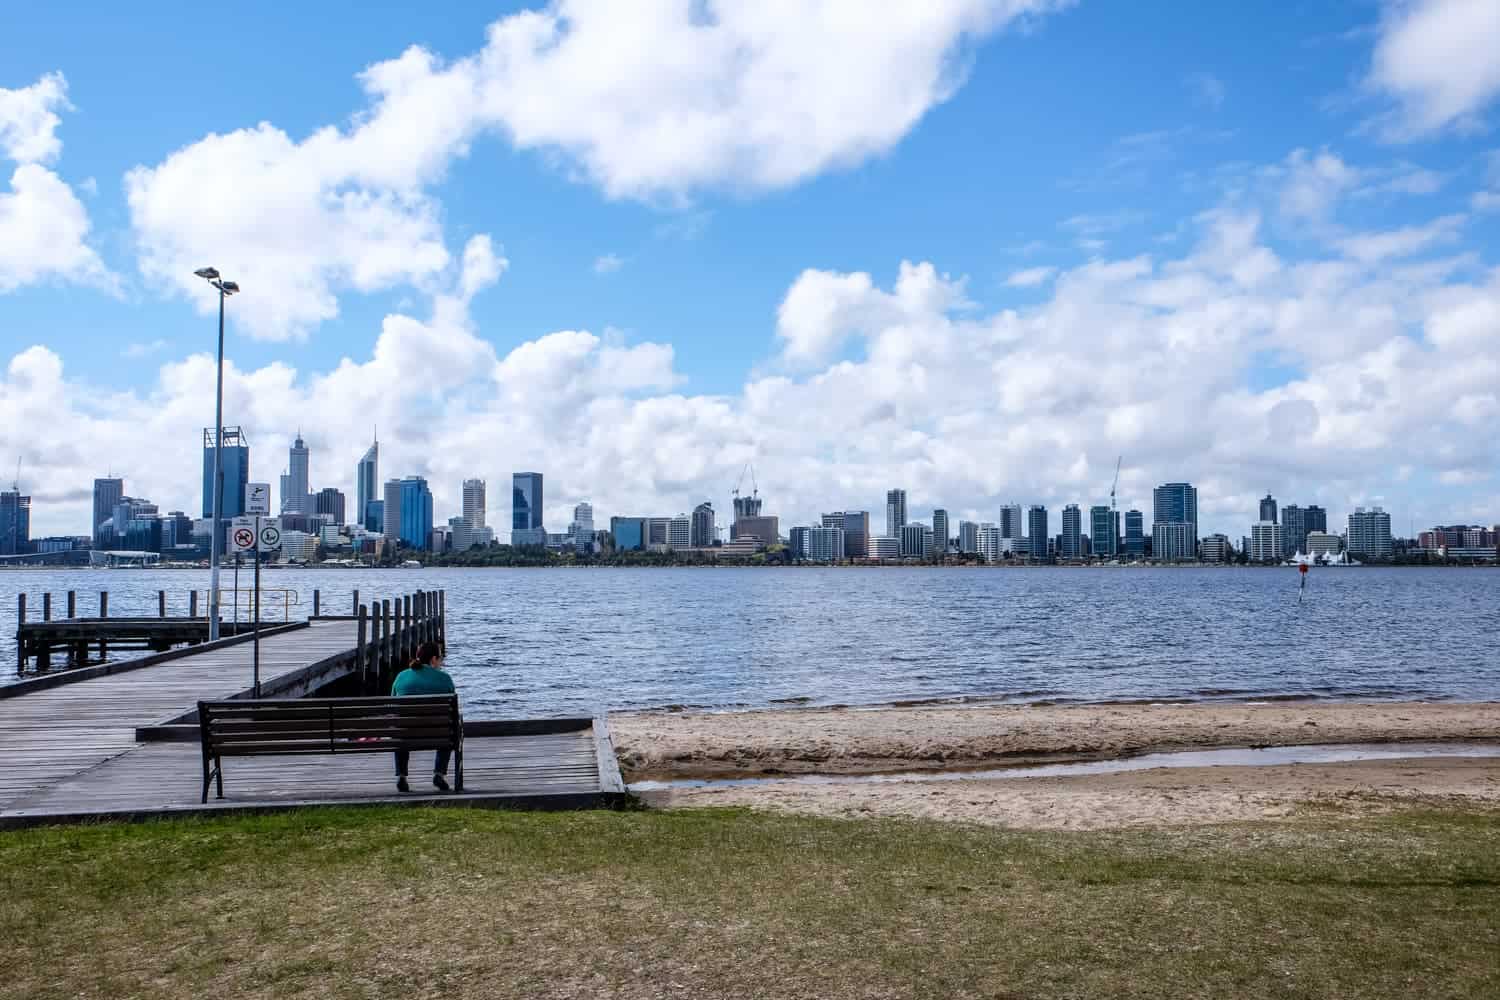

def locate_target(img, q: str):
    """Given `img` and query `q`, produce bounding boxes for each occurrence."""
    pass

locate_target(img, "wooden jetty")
[0,589,627,828]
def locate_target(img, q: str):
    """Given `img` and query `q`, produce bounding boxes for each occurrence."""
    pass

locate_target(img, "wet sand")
[614,701,1500,829]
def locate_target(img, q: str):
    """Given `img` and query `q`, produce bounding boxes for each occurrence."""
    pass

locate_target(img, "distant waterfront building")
[610,516,647,552]
[355,435,378,531]
[999,504,1023,540]
[280,530,318,563]
[1249,522,1283,563]
[1281,504,1304,556]
[1259,494,1278,524]
[886,489,907,539]
[1152,521,1197,562]
[691,502,714,547]
[1089,505,1116,558]
[202,426,249,520]
[1060,505,1083,559]
[463,479,487,529]
[931,509,950,556]
[1306,531,1342,557]
[821,511,844,531]
[647,517,670,547]
[382,479,402,539]
[868,536,902,560]
[1152,482,1198,553]
[808,526,844,563]
[789,526,812,559]
[668,515,691,549]
[0,487,31,556]
[1347,507,1394,560]
[92,478,123,546]
[398,477,434,550]
[1123,509,1145,559]
[977,522,1000,562]
[958,521,979,554]
[512,472,545,547]
[315,487,346,526]
[1201,533,1232,564]
[364,500,384,534]
[448,515,475,552]
[901,523,927,558]
[280,433,312,515]
[841,510,869,559]
[734,515,779,546]
[1027,506,1049,560]
[573,502,595,550]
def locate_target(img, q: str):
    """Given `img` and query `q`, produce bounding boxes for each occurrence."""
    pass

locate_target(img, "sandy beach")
[614,701,1500,829]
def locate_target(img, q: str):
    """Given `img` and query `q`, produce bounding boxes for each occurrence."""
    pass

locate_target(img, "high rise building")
[382,479,402,540]
[1152,522,1197,562]
[1281,504,1305,557]
[1090,505,1116,557]
[1152,482,1198,556]
[573,502,596,549]
[1347,507,1394,559]
[789,526,812,559]
[364,500,384,533]
[0,487,30,556]
[280,432,311,515]
[886,489,907,538]
[958,521,979,554]
[647,517,671,546]
[821,511,844,531]
[901,523,927,558]
[734,515,779,546]
[1060,505,1083,559]
[1201,534,1232,564]
[1124,509,1145,558]
[1259,494,1278,524]
[355,435,378,531]
[999,504,1023,540]
[315,487,346,525]
[202,426,249,520]
[977,522,1000,562]
[841,511,869,559]
[931,509,950,556]
[610,516,647,551]
[1249,521,1284,563]
[808,526,844,563]
[512,472,545,546]
[1305,505,1328,535]
[1306,531,1342,557]
[668,515,691,549]
[868,536,902,560]
[1027,505,1049,560]
[463,479,487,529]
[92,477,123,546]
[691,502,714,547]
[398,477,434,550]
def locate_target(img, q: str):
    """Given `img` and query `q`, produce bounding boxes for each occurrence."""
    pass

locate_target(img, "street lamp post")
[195,267,240,642]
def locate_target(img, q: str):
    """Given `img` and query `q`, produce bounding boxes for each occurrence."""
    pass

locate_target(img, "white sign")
[229,517,257,552]
[246,482,271,515]
[258,523,282,552]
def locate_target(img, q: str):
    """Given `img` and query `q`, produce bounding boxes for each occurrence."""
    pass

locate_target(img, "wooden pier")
[1,589,627,828]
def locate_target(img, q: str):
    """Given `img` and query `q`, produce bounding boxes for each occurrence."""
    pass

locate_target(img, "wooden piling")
[67,590,76,619]
[99,591,108,661]
[380,599,392,687]
[42,593,52,622]
[313,589,321,617]
[15,595,24,674]
[352,589,360,616]
[404,595,413,663]
[438,590,446,651]
[355,604,368,689]
[158,591,167,618]
[189,591,199,619]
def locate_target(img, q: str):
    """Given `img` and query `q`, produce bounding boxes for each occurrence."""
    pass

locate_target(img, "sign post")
[247,484,272,697]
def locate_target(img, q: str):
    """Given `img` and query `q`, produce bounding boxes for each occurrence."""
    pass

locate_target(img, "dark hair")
[410,641,442,670]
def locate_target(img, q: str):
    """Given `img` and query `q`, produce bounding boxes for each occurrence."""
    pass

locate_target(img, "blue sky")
[3,0,1499,539]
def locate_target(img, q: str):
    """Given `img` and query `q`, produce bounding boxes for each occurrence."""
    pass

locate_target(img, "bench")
[197,695,464,802]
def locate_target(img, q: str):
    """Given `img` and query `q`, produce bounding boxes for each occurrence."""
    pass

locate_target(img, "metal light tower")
[195,267,240,641]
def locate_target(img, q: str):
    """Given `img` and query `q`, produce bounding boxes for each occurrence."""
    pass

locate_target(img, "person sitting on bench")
[391,640,456,793]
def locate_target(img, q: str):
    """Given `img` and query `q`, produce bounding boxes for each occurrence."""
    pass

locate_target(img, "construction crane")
[1109,455,1121,514]
[731,463,761,519]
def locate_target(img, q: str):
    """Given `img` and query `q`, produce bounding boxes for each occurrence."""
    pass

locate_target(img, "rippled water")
[3,566,1498,717]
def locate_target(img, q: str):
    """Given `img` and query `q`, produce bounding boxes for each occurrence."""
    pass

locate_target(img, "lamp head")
[220,281,240,295]
[194,267,220,280]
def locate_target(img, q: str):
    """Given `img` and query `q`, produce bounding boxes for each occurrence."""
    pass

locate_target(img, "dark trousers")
[394,749,452,777]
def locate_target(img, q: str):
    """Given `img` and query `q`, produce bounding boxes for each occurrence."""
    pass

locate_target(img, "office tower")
[1306,531,1341,557]
[1249,522,1284,563]
[886,489,907,538]
[397,477,434,550]
[1124,509,1145,558]
[931,509,950,556]
[202,426,249,520]
[1152,482,1198,556]
[280,432,311,515]
[690,502,714,547]
[901,523,927,558]
[977,522,1000,562]
[315,487,346,526]
[999,504,1023,540]
[462,479,486,528]
[1201,534,1232,564]
[1090,505,1116,557]
[1027,505,1049,559]
[868,536,902,560]
[92,477,123,545]
[1281,504,1305,557]
[821,511,844,530]
[1152,522,1197,562]
[923,525,935,558]
[0,487,30,556]
[511,472,545,546]
[735,515,779,545]
[382,479,402,540]
[1060,505,1082,559]
[162,511,194,550]
[364,500,384,533]
[1347,507,1394,559]
[668,515,691,549]
[808,526,844,563]
[1259,494,1278,524]
[610,516,647,551]
[574,502,596,547]
[1304,505,1328,534]
[356,435,378,531]
[841,510,869,559]
[958,521,979,554]
[789,526,812,559]
[647,517,671,546]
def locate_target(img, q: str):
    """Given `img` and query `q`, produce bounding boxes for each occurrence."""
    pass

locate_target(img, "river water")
[3,566,1497,717]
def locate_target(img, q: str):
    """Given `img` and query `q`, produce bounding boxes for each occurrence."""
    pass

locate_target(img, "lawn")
[1,805,1496,999]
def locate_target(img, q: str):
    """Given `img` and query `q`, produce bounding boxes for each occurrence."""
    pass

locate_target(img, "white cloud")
[1004,266,1056,287]
[1366,0,1500,140]
[122,339,168,359]
[0,72,113,295]
[593,253,623,274]
[1186,72,1225,110]
[1336,213,1465,263]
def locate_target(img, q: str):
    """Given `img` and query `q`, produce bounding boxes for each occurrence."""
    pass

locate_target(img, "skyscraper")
[1250,521,1283,562]
[202,427,249,520]
[572,502,596,549]
[1152,522,1197,562]
[841,511,869,558]
[382,479,402,540]
[0,487,30,556]
[901,523,927,558]
[315,487,346,525]
[1152,482,1198,554]
[1027,505,1049,560]
[999,504,1023,540]
[512,472,545,546]
[977,522,1000,562]
[691,502,714,547]
[462,479,486,528]
[1259,494,1278,524]
[931,509,950,556]
[1060,504,1082,559]
[668,515,691,549]
[356,435,378,531]
[886,489,907,538]
[1090,505,1116,557]
[1347,507,1393,559]
[92,477,123,546]
[398,477,434,550]
[1124,509,1145,558]
[958,521,979,554]
[808,526,844,563]
[280,432,311,515]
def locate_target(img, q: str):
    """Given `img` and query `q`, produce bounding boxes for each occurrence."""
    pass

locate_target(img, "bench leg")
[455,748,464,792]
[216,759,224,800]
[201,757,211,804]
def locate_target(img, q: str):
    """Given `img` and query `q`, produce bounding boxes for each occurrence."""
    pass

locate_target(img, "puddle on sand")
[627,742,1500,792]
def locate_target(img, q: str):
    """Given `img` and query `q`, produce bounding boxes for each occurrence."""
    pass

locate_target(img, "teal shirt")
[391,666,456,697]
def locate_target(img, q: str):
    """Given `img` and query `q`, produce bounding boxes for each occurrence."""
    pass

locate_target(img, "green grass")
[1,806,1497,999]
